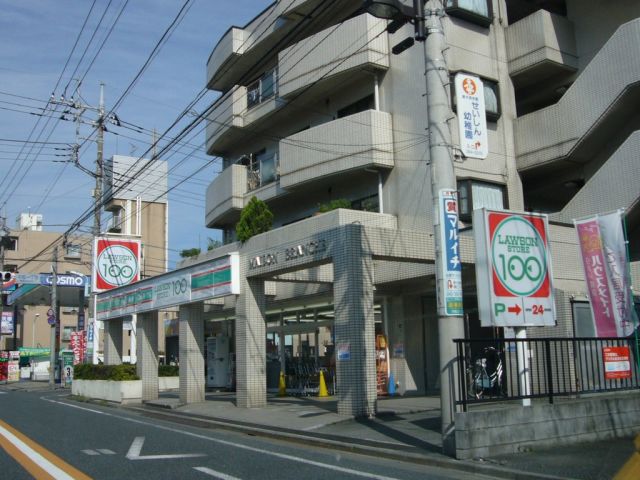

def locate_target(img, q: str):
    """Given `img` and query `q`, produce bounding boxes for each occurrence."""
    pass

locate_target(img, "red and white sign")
[474,209,556,327]
[603,346,631,380]
[93,237,141,292]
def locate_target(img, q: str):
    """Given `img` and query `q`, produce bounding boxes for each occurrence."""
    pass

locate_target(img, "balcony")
[205,164,248,228]
[207,27,248,91]
[515,18,640,172]
[506,10,578,89]
[279,109,394,189]
[205,86,247,155]
[278,13,389,99]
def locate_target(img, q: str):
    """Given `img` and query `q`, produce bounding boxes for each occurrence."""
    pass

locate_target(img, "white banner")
[455,73,488,159]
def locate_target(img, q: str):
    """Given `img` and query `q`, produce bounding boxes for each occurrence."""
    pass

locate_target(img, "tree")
[236,196,273,242]
[179,247,201,258]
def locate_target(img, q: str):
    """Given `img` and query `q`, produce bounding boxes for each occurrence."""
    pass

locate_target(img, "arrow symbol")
[126,437,206,461]
[507,304,522,315]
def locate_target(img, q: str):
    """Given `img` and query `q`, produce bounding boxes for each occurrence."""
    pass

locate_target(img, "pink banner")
[575,219,617,336]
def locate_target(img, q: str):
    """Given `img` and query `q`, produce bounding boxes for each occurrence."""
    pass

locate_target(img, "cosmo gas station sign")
[474,209,556,327]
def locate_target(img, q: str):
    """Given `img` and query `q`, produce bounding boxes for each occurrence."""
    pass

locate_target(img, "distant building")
[16,212,43,231]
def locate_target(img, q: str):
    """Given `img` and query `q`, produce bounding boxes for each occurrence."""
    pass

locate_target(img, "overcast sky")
[0,0,271,269]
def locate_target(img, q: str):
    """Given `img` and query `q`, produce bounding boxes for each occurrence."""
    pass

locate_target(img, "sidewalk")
[2,380,636,479]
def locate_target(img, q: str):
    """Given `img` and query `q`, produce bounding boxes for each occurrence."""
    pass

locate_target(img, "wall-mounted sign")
[603,346,631,380]
[93,237,141,292]
[249,239,328,271]
[455,73,488,159]
[40,274,89,287]
[1,311,13,335]
[474,209,556,327]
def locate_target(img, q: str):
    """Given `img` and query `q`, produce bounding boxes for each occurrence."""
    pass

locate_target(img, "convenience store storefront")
[96,214,476,416]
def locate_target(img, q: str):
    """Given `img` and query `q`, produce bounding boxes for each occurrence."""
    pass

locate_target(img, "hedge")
[73,364,139,381]
[73,364,179,380]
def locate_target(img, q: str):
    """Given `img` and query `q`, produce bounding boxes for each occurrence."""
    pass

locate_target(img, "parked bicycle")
[467,346,504,399]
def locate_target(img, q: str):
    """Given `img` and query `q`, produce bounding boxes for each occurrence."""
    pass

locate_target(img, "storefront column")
[136,311,159,401]
[179,302,205,404]
[236,276,266,408]
[103,318,123,365]
[334,224,376,416]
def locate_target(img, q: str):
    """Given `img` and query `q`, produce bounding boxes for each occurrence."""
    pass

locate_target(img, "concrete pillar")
[334,224,377,417]
[179,303,205,404]
[103,318,123,365]
[236,276,266,408]
[136,311,159,401]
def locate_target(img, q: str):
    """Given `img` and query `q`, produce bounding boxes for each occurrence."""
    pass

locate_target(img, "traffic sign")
[474,209,556,327]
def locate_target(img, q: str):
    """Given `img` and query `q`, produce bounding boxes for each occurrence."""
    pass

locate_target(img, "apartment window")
[1,236,18,251]
[65,243,82,258]
[240,149,278,190]
[259,152,278,185]
[337,94,375,119]
[452,75,500,121]
[62,326,76,342]
[247,68,277,109]
[458,179,506,222]
[445,0,493,27]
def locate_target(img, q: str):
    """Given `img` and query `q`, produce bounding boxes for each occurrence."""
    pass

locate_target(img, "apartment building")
[197,0,639,411]
[2,221,92,352]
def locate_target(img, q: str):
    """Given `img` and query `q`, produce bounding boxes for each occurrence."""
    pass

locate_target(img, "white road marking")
[41,395,110,415]
[126,436,206,460]
[96,449,115,455]
[0,423,77,480]
[194,466,243,479]
[81,449,99,456]
[47,396,401,480]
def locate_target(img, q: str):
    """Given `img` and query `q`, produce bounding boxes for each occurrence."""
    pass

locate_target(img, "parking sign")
[474,209,556,327]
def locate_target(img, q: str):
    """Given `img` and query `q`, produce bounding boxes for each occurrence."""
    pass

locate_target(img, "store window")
[458,179,506,222]
[452,75,501,121]
[445,0,493,27]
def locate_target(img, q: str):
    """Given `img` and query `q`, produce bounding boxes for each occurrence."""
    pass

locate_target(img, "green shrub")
[318,199,351,213]
[158,365,179,377]
[236,196,273,242]
[73,364,139,381]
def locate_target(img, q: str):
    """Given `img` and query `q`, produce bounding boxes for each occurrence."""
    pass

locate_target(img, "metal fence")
[454,337,640,411]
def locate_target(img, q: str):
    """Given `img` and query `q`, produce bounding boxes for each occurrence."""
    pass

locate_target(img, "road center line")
[0,419,92,480]
[194,466,243,479]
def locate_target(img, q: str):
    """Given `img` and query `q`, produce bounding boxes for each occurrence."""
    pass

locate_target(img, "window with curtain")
[445,0,492,27]
[458,180,506,222]
[451,75,501,121]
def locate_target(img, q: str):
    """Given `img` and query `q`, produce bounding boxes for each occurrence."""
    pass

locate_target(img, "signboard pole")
[515,327,531,406]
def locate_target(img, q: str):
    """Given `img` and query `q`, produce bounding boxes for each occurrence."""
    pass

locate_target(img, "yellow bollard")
[278,371,287,397]
[318,370,329,397]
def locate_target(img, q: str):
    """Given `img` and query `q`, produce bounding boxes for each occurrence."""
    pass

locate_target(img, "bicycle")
[467,346,504,399]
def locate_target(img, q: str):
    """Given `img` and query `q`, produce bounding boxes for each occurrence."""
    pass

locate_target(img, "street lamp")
[364,0,465,456]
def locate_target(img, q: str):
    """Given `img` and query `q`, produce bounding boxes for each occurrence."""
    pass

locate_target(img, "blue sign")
[39,274,89,287]
[439,189,463,316]
[87,323,94,342]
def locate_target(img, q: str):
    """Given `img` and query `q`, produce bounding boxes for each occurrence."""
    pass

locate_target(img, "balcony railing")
[455,337,640,411]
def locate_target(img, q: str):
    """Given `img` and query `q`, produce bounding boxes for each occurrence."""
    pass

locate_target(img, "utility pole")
[49,246,58,386]
[94,83,105,238]
[364,0,465,456]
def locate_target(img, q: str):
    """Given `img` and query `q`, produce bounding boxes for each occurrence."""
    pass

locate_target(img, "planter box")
[72,379,142,404]
[159,376,179,392]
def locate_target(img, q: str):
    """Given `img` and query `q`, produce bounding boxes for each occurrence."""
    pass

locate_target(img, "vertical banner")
[439,189,463,316]
[455,73,488,159]
[575,211,637,337]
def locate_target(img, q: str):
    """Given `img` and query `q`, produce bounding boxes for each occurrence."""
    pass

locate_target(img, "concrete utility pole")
[364,0,465,456]
[94,83,105,238]
[49,246,58,386]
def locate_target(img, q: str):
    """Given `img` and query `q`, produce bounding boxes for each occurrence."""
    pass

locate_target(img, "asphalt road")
[0,389,491,480]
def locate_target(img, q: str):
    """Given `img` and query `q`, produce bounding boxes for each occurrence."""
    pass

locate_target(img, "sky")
[0,0,272,269]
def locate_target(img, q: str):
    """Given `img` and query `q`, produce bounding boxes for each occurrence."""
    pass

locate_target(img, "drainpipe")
[365,168,384,214]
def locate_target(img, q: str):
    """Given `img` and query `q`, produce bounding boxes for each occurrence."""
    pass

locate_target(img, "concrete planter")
[159,376,179,392]
[71,379,142,404]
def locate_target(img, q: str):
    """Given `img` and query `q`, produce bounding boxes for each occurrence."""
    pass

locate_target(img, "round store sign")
[474,209,556,327]
[94,238,141,291]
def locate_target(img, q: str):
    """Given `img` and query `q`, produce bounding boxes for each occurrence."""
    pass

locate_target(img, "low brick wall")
[455,392,640,459]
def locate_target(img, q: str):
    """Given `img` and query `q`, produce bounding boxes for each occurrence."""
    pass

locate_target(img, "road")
[0,388,489,480]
